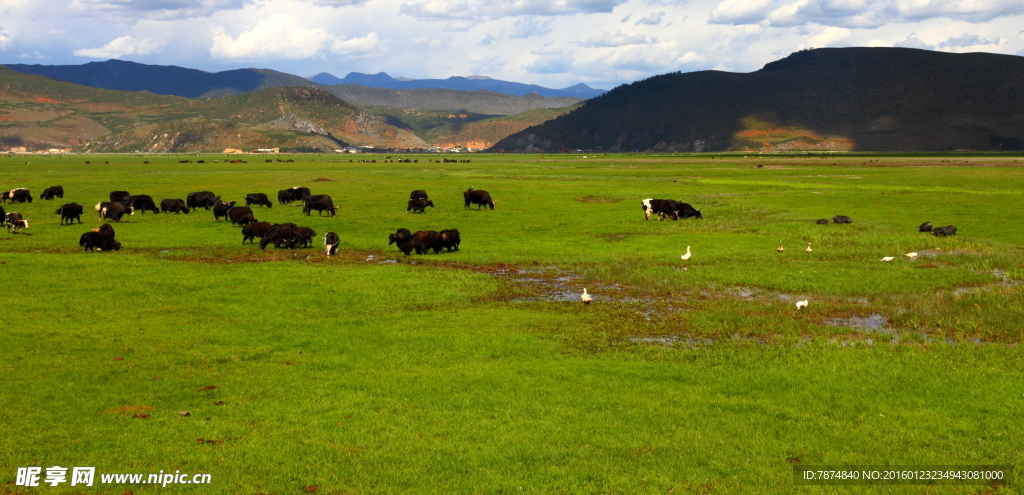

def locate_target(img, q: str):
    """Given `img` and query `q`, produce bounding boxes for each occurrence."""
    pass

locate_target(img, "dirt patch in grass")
[108,404,154,415]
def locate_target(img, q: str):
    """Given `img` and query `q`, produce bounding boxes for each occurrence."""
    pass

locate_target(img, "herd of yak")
[1,183,956,256]
[0,185,497,255]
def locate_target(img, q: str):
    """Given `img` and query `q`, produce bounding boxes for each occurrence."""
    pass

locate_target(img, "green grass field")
[1,152,1022,494]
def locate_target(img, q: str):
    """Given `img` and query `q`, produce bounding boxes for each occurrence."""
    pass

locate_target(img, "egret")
[681,246,691,260]
[805,243,812,253]
[581,288,592,305]
[777,241,784,252]
[796,300,808,309]
[881,256,895,262]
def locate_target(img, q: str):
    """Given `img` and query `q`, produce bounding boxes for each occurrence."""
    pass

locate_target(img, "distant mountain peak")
[467,75,494,80]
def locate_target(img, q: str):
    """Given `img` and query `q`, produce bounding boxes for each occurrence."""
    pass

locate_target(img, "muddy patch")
[825,314,886,330]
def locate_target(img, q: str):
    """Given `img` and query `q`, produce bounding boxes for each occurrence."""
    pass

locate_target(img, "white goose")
[881,256,895,262]
[805,243,812,253]
[681,246,691,260]
[795,300,808,309]
[581,288,592,305]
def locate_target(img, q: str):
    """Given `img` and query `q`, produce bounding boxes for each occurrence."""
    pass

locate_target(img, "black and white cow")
[130,195,160,214]
[160,199,190,214]
[40,186,64,200]
[187,191,219,210]
[407,198,434,213]
[4,188,32,204]
[95,202,134,222]
[440,228,460,252]
[228,206,256,226]
[641,199,679,221]
[933,225,957,237]
[213,200,236,222]
[918,221,933,232]
[302,195,338,217]
[833,215,853,224]
[56,203,83,225]
[324,232,340,256]
[463,188,495,210]
[109,191,132,206]
[242,221,272,244]
[4,211,28,233]
[245,193,273,208]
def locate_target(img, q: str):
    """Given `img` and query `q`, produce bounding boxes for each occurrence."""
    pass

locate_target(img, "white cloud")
[635,11,666,25]
[0,27,10,50]
[209,14,380,59]
[510,16,552,38]
[938,32,1003,48]
[65,0,246,21]
[894,32,933,48]
[594,41,704,72]
[480,33,495,45]
[709,0,1024,28]
[73,35,165,58]
[581,29,649,47]
[797,26,855,49]
[409,36,451,49]
[525,51,574,74]
[399,0,628,20]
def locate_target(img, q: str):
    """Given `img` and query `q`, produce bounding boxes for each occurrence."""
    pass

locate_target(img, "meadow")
[1,152,1022,494]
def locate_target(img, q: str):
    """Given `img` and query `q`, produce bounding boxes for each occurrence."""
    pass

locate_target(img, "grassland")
[1,152,1022,494]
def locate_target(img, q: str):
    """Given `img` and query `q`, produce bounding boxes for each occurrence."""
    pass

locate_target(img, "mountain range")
[493,47,1024,152]
[307,71,605,98]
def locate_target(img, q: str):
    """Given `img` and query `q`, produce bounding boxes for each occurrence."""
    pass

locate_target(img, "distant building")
[256,148,279,153]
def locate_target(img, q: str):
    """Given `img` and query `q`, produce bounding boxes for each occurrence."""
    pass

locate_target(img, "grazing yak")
[815,218,829,224]
[228,206,256,226]
[213,200,236,222]
[0,204,5,220]
[933,225,957,237]
[278,187,311,205]
[293,226,315,248]
[130,195,160,214]
[388,228,412,250]
[464,188,495,210]
[3,188,32,204]
[245,193,273,208]
[4,211,28,233]
[405,230,443,255]
[56,203,83,225]
[95,202,134,222]
[324,232,340,256]
[109,191,132,206]
[40,186,64,200]
[410,190,428,201]
[440,229,460,252]
[833,215,853,224]
[79,230,120,252]
[259,223,298,250]
[242,221,272,244]
[160,199,190,214]
[302,195,338,217]
[407,198,434,213]
[918,221,933,232]
[187,191,219,210]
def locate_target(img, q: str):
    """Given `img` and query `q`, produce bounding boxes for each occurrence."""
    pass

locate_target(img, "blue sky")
[1,0,1022,90]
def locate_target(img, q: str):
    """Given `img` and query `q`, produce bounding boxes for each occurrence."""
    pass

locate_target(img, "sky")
[1,0,1023,90]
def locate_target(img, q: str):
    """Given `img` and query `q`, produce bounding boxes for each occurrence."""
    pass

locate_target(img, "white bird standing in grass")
[581,288,592,304]
[777,241,785,252]
[796,300,808,309]
[681,246,691,260]
[806,243,812,253]
[881,256,895,262]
